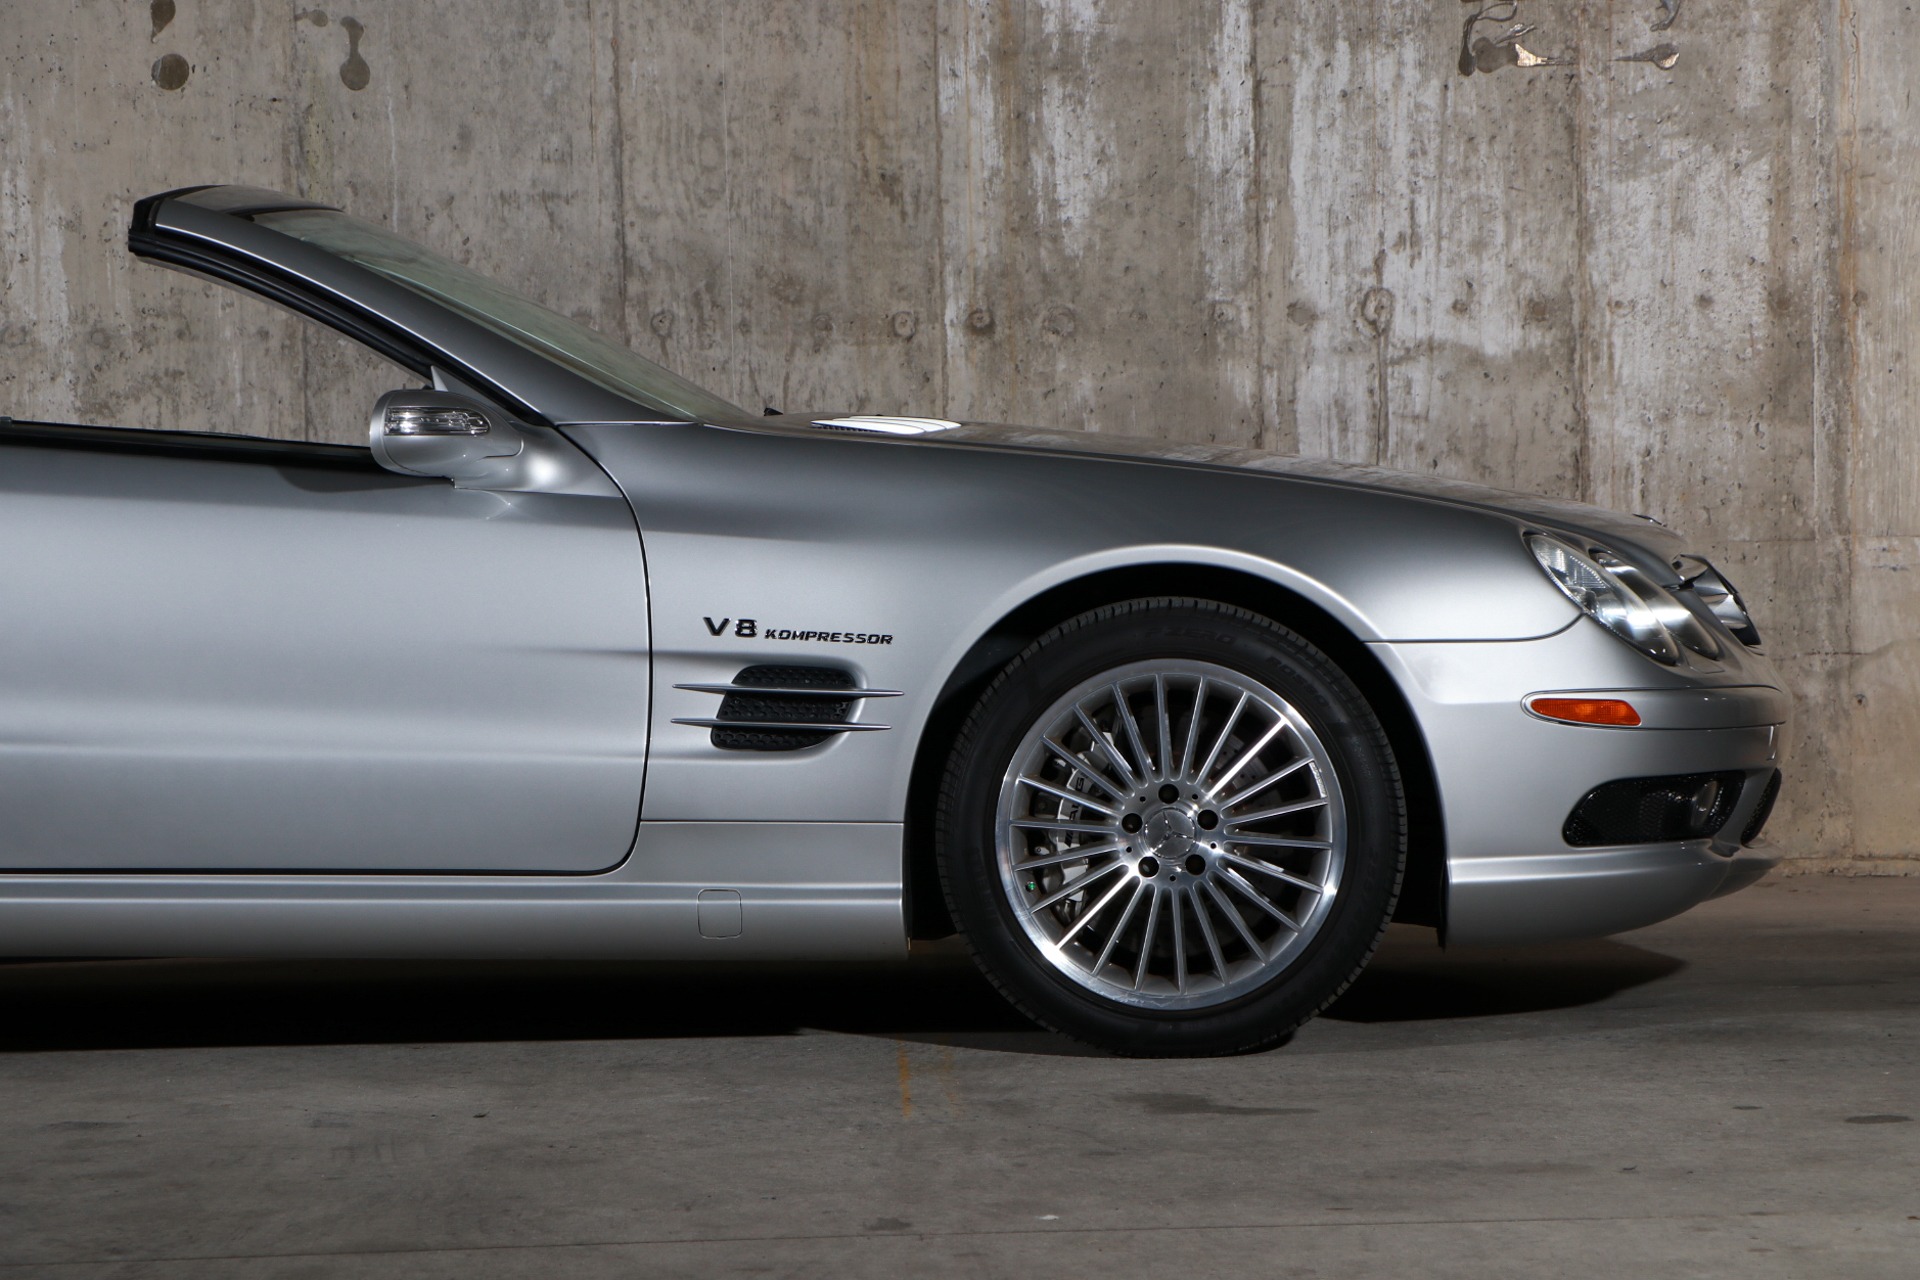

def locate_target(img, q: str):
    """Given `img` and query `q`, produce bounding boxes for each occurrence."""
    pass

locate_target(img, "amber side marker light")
[1526,696,1643,727]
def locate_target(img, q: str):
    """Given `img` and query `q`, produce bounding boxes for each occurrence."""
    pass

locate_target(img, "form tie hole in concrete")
[293,9,367,90]
[149,0,174,40]
[339,17,371,91]
[150,53,190,91]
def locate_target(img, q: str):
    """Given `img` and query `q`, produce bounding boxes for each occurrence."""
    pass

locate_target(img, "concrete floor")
[1,876,1915,1278]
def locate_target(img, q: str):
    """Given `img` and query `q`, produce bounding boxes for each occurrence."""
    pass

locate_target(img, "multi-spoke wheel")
[997,659,1348,1006]
[938,599,1404,1056]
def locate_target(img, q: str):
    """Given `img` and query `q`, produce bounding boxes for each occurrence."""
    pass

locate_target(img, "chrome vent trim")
[673,682,903,699]
[669,718,889,733]
[673,664,896,752]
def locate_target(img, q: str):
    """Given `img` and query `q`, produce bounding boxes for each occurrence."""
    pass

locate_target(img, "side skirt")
[0,823,905,961]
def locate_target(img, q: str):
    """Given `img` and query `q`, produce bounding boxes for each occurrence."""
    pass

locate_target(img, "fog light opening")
[1741,770,1783,846]
[1689,778,1723,828]
[1563,771,1747,847]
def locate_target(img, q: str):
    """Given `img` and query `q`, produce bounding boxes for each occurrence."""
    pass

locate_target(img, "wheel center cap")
[1143,807,1196,858]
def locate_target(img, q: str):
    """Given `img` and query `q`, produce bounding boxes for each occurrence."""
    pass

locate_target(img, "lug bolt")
[1137,856,1161,878]
[1197,810,1219,830]
[1185,853,1207,875]
[1159,784,1180,804]
[1121,813,1143,833]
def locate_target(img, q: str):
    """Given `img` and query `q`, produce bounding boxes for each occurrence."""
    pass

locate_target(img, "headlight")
[1673,555,1763,647]
[1527,533,1720,664]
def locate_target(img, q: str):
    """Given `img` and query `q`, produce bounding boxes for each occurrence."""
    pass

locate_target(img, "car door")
[0,416,650,875]
[0,191,654,874]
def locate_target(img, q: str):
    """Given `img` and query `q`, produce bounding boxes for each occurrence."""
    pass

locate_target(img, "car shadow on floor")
[0,951,1025,1053]
[1322,928,1687,1023]
[897,930,1688,1053]
[0,927,1685,1055]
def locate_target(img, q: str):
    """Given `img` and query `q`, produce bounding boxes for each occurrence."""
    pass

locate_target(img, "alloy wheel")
[993,659,1348,1010]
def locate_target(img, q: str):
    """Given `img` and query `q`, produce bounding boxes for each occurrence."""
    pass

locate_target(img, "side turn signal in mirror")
[384,405,493,437]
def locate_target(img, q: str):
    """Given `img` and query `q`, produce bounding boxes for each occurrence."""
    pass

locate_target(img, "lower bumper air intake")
[1562,771,1746,848]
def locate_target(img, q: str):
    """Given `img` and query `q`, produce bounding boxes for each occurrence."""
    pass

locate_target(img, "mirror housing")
[369,390,524,482]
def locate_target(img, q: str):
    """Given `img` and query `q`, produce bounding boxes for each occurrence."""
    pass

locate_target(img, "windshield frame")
[244,207,747,425]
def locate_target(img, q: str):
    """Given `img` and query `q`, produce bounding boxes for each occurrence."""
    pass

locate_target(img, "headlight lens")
[1527,533,1690,664]
[1673,555,1763,647]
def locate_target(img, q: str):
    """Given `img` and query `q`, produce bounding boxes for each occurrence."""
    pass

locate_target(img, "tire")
[935,598,1405,1056]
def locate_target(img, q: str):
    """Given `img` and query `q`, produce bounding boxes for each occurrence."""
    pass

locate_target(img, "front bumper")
[1446,840,1778,945]
[1375,621,1788,946]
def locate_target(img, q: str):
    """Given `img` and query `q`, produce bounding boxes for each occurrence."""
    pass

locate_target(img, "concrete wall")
[1,1,1912,872]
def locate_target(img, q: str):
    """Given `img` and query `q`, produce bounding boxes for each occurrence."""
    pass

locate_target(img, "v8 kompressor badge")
[703,617,895,645]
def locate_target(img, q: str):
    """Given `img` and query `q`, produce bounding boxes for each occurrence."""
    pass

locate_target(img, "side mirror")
[368,390,524,481]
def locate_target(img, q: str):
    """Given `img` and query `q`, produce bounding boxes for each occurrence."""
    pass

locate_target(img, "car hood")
[779,414,1686,567]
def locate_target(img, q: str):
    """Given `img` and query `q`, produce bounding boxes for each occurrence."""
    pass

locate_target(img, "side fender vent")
[717,666,852,752]
[672,664,902,752]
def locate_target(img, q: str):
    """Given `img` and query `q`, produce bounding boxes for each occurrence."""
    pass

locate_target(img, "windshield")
[251,208,745,423]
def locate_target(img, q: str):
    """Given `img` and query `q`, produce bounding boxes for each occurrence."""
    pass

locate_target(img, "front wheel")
[936,599,1405,1056]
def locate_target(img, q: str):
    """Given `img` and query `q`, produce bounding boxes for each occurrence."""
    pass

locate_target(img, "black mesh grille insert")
[1563,771,1746,848]
[712,665,854,752]
[1741,770,1783,846]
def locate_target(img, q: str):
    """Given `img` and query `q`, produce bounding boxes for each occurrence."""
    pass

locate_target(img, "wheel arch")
[903,563,1446,941]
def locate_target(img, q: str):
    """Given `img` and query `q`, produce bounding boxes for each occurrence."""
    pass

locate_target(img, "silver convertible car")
[0,185,1786,1055]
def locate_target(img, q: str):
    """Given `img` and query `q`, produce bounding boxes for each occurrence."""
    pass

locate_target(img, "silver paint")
[0,186,1790,960]
[0,431,650,874]
[0,823,904,959]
